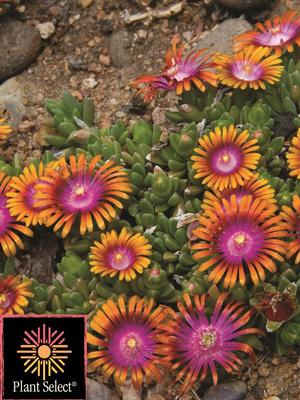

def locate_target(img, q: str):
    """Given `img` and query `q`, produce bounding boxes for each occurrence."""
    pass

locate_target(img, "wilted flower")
[132,35,217,101]
[89,228,152,281]
[191,125,261,191]
[87,296,169,388]
[159,292,262,393]
[215,46,283,90]
[0,172,33,257]
[234,10,300,56]
[0,275,33,315]
[191,195,286,288]
[34,154,131,237]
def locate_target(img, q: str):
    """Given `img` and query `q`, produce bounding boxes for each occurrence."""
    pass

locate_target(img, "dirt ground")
[2,0,300,399]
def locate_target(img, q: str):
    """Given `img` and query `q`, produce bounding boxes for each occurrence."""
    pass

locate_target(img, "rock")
[86,378,112,400]
[203,380,247,400]
[36,22,56,40]
[216,0,269,10]
[258,364,270,377]
[269,0,300,19]
[119,380,141,400]
[99,54,111,66]
[109,30,133,68]
[80,0,93,8]
[81,76,98,90]
[0,18,41,82]
[195,18,252,55]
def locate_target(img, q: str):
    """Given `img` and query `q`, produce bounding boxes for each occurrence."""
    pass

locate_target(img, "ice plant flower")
[34,154,132,238]
[89,228,152,281]
[132,35,218,101]
[281,194,300,263]
[0,173,33,257]
[191,125,261,190]
[87,296,169,388]
[191,195,286,288]
[234,10,300,56]
[202,174,276,210]
[287,128,300,178]
[159,293,262,393]
[0,117,12,140]
[6,162,56,227]
[0,275,33,315]
[215,46,283,90]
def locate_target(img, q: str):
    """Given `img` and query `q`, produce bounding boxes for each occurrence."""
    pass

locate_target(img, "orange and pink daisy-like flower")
[87,296,169,388]
[0,117,12,140]
[287,128,300,178]
[191,195,286,288]
[0,172,33,257]
[34,154,132,238]
[191,125,261,191]
[0,275,33,315]
[159,293,262,393]
[215,46,283,90]
[281,194,300,264]
[234,10,300,56]
[132,35,218,101]
[89,228,152,281]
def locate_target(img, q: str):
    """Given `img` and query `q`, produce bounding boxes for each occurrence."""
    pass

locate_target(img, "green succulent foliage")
[45,92,95,147]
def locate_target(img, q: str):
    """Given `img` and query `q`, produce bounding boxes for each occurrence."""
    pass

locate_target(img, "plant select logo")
[1,315,86,400]
[17,324,72,381]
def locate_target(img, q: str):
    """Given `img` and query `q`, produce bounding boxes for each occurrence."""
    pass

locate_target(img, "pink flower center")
[120,333,142,358]
[0,196,12,235]
[218,221,265,263]
[0,291,14,310]
[108,247,135,271]
[230,60,264,82]
[210,145,242,176]
[57,177,104,213]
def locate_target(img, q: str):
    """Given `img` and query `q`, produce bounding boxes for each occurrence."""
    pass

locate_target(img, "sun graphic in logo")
[17,324,72,380]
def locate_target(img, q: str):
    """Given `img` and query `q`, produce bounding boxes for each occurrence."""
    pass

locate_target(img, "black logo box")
[0,315,86,400]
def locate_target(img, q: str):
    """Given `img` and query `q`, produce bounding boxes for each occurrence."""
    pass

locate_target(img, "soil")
[1,0,299,399]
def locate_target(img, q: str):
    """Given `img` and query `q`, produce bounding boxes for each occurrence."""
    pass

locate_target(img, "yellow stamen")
[199,330,217,349]
[127,338,137,349]
[74,185,86,196]
[115,253,123,262]
[234,233,247,246]
[222,153,230,163]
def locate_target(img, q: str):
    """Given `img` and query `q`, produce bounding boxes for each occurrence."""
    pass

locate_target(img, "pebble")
[36,22,56,40]
[86,378,111,400]
[264,397,281,400]
[195,18,252,55]
[80,0,93,8]
[203,380,247,400]
[99,54,111,66]
[109,30,133,68]
[81,77,98,90]
[216,0,269,9]
[258,364,270,377]
[0,19,41,81]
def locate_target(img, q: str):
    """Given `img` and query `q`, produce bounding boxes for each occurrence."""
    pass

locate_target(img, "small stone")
[80,0,93,8]
[0,19,41,81]
[33,124,55,147]
[258,364,270,377]
[49,5,61,16]
[98,19,114,35]
[195,18,252,55]
[99,54,111,66]
[88,39,96,47]
[137,29,148,39]
[18,120,35,133]
[109,30,133,68]
[87,377,111,399]
[216,0,269,9]
[81,77,98,90]
[203,380,247,400]
[264,397,281,400]
[36,22,56,40]
[68,129,91,144]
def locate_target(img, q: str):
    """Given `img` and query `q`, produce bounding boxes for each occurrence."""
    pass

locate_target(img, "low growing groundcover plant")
[2,8,300,395]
